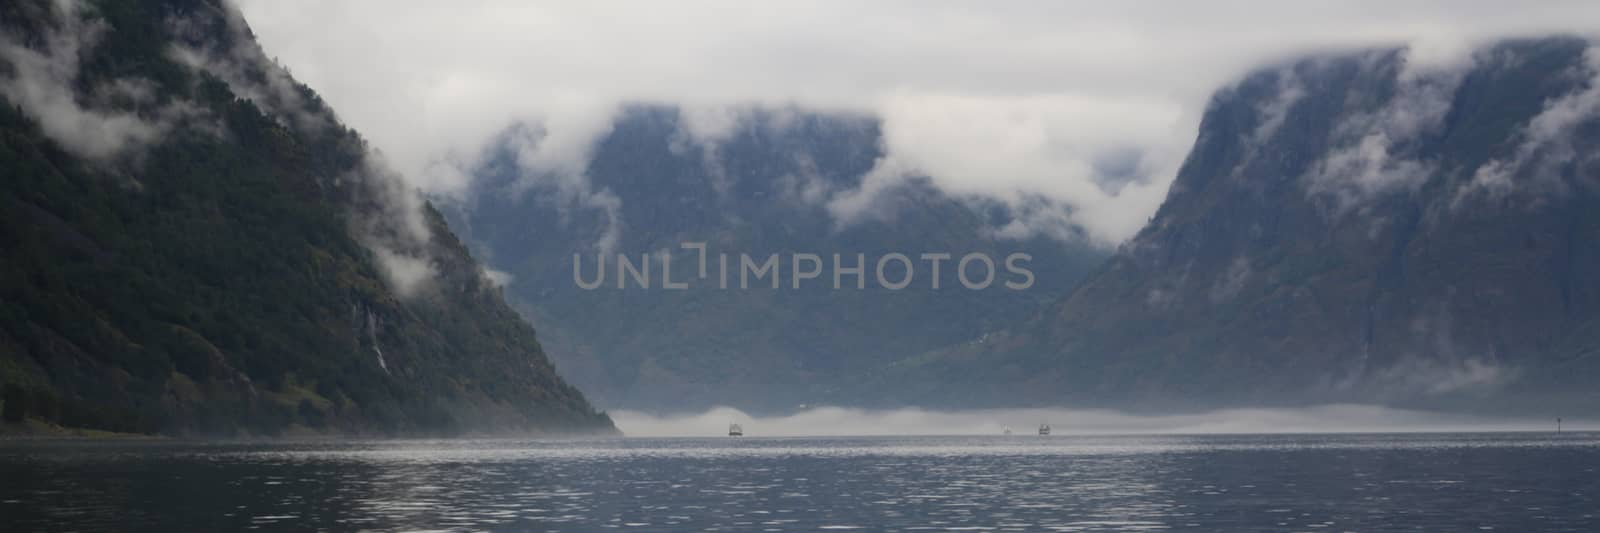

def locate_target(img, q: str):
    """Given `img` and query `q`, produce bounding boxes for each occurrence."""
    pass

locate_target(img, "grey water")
[1,433,1597,531]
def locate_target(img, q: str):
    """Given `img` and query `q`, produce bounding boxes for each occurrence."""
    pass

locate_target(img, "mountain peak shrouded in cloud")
[877,36,1600,413]
[236,0,1600,247]
[436,104,1111,412]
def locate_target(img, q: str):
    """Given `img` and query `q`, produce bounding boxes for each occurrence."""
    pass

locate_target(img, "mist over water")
[612,404,1578,437]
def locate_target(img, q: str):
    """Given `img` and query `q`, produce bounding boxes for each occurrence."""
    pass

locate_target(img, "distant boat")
[728,423,743,437]
[1038,423,1051,436]
[1003,426,1013,436]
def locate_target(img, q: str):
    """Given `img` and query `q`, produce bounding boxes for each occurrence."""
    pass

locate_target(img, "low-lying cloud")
[828,91,1183,244]
[234,0,1600,246]
[0,0,206,162]
[0,0,452,299]
[1303,48,1475,213]
[166,1,445,297]
[166,2,332,135]
[612,404,1565,437]
[1464,46,1600,201]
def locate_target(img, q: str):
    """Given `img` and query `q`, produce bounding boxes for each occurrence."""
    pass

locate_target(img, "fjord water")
[2,434,1597,531]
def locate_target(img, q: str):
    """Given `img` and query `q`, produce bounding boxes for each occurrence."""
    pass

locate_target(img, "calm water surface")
[2,433,1598,531]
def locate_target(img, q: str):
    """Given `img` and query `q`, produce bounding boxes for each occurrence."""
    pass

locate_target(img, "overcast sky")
[234,1,1600,244]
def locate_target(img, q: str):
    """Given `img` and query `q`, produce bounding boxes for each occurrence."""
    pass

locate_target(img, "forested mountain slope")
[0,0,613,435]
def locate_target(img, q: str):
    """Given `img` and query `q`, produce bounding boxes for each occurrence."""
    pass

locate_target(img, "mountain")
[885,37,1600,413]
[440,106,1110,412]
[0,0,613,435]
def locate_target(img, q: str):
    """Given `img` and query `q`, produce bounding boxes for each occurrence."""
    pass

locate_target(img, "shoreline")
[0,419,163,441]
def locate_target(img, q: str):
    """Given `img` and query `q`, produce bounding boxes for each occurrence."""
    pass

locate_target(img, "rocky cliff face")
[0,0,613,435]
[888,37,1600,413]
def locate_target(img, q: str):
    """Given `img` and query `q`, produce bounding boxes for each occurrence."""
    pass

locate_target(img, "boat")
[1003,426,1013,436]
[728,423,743,437]
[1038,423,1051,436]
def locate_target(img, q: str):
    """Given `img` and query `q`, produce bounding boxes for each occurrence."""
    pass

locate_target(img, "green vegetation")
[2,383,25,422]
[0,0,613,435]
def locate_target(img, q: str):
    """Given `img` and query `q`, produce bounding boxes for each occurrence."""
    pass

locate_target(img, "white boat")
[1038,423,1051,436]
[728,423,744,437]
[1003,426,1013,435]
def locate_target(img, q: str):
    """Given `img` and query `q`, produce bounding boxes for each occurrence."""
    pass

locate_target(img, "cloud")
[165,1,451,296]
[485,123,625,254]
[340,156,445,297]
[166,0,332,134]
[0,0,454,300]
[1303,48,1473,212]
[371,245,437,298]
[234,0,1600,245]
[1250,68,1307,147]
[481,266,514,288]
[828,91,1185,245]
[611,404,1550,437]
[1376,357,1514,396]
[1462,46,1600,201]
[0,0,204,162]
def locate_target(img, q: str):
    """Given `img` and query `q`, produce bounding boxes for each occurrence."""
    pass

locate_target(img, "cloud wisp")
[0,0,456,298]
[1463,46,1600,201]
[0,0,208,163]
[164,1,447,297]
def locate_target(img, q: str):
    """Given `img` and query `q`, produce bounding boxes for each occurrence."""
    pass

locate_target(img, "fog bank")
[612,405,1577,437]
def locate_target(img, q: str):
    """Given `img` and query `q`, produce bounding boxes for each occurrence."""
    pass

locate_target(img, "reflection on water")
[2,433,1598,531]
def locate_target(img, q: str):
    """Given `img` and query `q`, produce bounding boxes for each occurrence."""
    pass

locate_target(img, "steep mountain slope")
[442,106,1110,412]
[0,0,613,435]
[891,37,1600,413]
